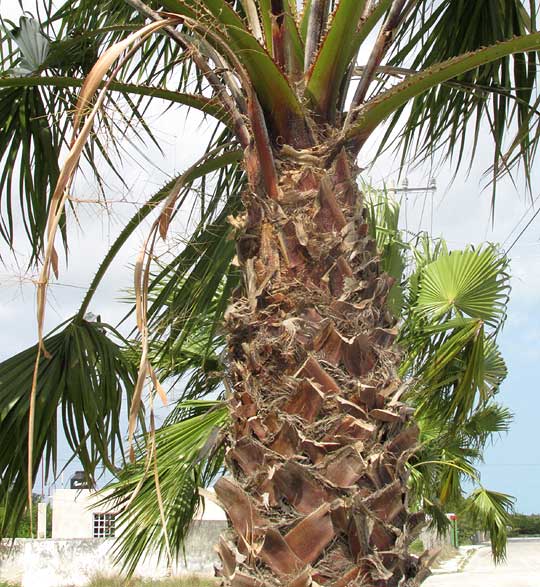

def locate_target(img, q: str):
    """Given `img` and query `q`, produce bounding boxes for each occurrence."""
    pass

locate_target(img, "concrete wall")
[51,489,226,539]
[0,521,226,587]
[52,489,100,539]
[419,526,452,550]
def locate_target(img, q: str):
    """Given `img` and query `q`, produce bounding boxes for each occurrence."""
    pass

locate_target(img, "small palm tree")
[1,2,538,585]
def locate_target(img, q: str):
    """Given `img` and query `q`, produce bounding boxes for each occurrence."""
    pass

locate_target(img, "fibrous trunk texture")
[216,148,431,586]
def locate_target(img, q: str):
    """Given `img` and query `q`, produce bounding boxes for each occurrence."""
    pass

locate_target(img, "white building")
[52,489,115,539]
[51,486,226,539]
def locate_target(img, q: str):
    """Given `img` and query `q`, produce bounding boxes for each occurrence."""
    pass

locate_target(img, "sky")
[1,2,539,514]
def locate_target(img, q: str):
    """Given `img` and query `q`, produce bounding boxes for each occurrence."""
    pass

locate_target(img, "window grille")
[93,512,116,538]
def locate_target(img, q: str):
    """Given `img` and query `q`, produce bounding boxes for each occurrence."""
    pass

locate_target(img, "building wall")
[52,488,226,539]
[52,489,104,539]
[0,521,227,587]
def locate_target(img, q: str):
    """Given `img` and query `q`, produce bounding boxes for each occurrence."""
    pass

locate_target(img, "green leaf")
[364,184,406,314]
[7,17,50,74]
[383,0,538,188]
[467,488,515,563]
[0,318,137,538]
[102,401,228,575]
[346,31,540,145]
[0,76,229,123]
[306,0,367,119]
[416,247,509,326]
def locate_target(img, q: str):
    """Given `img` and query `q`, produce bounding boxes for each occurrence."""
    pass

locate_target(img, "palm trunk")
[215,147,431,586]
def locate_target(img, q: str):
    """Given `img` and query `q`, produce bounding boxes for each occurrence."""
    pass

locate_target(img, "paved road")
[424,538,540,587]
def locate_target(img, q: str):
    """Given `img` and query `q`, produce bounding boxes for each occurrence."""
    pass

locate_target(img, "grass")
[409,538,425,555]
[86,576,217,587]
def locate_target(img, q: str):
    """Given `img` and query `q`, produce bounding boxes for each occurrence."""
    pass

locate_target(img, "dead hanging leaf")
[149,365,168,406]
[73,19,181,133]
[157,142,236,240]
[29,18,180,526]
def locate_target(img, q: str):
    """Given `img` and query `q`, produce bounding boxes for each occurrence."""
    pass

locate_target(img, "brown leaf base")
[218,149,431,586]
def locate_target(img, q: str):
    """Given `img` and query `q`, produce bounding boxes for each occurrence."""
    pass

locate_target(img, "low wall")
[0,521,226,587]
[419,526,452,550]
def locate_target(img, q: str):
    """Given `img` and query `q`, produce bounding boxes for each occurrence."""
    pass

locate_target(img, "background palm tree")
[1,1,539,585]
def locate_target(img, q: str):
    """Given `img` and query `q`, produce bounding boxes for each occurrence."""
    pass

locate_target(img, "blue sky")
[1,2,539,514]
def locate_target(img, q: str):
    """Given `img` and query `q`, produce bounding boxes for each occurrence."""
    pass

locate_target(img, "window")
[93,513,116,538]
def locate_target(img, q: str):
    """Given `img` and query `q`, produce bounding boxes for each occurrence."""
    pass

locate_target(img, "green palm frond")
[467,488,515,563]
[461,403,512,449]
[101,400,228,575]
[0,317,137,537]
[364,185,406,315]
[381,0,539,190]
[415,247,510,326]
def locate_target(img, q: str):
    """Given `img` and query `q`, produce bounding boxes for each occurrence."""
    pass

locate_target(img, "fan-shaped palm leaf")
[0,318,137,536]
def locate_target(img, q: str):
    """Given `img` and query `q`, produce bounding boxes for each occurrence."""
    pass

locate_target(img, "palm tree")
[1,2,539,585]
[101,188,516,574]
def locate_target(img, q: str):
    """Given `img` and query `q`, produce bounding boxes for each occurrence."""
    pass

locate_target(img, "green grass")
[409,538,425,555]
[86,576,217,587]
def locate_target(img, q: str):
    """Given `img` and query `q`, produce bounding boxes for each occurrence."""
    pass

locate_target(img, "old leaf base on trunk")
[216,148,433,587]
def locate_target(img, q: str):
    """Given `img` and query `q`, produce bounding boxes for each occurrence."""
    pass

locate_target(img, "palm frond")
[415,247,510,327]
[467,488,515,563]
[0,317,137,537]
[383,0,539,190]
[364,183,406,315]
[101,400,228,576]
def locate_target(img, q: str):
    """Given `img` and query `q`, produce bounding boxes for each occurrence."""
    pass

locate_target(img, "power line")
[507,206,540,254]
[502,191,540,249]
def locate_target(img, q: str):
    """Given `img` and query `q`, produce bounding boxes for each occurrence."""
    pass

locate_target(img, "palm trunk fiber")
[215,148,431,586]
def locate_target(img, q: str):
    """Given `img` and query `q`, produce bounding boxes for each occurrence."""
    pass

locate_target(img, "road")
[424,538,540,587]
